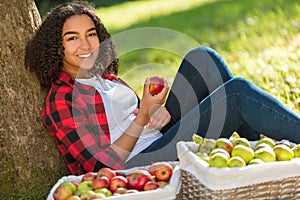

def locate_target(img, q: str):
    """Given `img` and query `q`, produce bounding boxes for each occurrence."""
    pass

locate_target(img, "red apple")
[97,167,116,181]
[149,162,173,181]
[127,169,152,191]
[144,181,159,191]
[149,76,164,95]
[109,175,128,193]
[53,185,73,200]
[92,176,110,190]
[60,182,76,194]
[81,172,96,182]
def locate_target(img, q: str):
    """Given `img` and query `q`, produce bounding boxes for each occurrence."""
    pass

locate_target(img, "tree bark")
[0,0,69,199]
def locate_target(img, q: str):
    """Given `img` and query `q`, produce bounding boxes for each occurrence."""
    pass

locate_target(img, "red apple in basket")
[127,169,153,191]
[149,76,164,95]
[81,172,96,182]
[97,167,116,181]
[53,185,73,200]
[109,175,128,193]
[92,176,110,190]
[149,162,173,181]
[144,180,160,191]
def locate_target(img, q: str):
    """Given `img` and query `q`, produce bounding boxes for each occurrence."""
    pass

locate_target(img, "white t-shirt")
[76,76,162,161]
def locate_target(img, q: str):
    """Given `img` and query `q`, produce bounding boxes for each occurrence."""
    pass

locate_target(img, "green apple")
[292,144,300,158]
[192,134,203,144]
[77,181,93,193]
[209,148,230,159]
[232,138,250,147]
[273,144,294,161]
[248,158,265,165]
[254,147,276,162]
[229,132,240,142]
[231,145,254,164]
[255,137,275,148]
[94,188,113,197]
[213,138,233,154]
[209,152,228,168]
[227,156,246,167]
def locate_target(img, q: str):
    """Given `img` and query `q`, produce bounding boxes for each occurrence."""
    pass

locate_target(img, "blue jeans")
[127,46,300,167]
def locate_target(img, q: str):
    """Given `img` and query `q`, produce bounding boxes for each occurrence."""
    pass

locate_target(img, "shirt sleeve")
[43,85,127,172]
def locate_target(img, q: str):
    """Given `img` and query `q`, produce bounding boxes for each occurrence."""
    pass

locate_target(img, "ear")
[58,46,64,56]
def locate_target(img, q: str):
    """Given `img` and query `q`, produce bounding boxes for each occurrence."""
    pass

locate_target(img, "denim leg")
[127,77,300,167]
[161,46,234,133]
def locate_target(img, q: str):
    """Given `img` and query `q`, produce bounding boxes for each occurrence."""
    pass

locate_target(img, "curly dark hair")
[25,1,119,90]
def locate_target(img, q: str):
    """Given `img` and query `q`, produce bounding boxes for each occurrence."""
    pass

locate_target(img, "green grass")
[96,0,300,113]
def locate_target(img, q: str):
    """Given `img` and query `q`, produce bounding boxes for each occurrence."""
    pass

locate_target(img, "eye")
[67,36,77,41]
[88,32,97,37]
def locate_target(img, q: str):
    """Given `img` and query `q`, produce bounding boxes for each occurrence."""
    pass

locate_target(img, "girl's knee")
[226,77,252,93]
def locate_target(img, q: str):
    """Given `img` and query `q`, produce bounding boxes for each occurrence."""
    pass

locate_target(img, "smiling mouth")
[77,53,92,58]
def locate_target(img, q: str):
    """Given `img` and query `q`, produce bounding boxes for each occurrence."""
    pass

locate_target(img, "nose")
[80,37,91,50]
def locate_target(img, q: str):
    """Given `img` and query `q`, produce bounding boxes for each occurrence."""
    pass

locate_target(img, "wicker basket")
[176,141,300,199]
[177,169,300,200]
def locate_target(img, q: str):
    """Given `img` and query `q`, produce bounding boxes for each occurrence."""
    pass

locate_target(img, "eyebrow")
[63,27,97,37]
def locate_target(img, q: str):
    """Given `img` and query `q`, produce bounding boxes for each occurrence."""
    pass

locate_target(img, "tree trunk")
[0,0,69,199]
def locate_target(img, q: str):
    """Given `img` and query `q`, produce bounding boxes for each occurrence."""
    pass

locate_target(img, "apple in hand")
[149,162,173,181]
[53,185,73,200]
[92,176,110,190]
[127,169,152,191]
[149,76,164,95]
[97,167,116,182]
[109,175,128,193]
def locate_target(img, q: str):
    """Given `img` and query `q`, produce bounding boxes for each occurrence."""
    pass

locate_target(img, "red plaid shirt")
[42,71,127,175]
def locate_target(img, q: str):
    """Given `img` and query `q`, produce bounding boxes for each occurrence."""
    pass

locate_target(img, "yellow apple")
[273,144,294,161]
[209,152,228,168]
[227,156,246,167]
[254,147,276,162]
[231,145,254,164]
[292,144,300,158]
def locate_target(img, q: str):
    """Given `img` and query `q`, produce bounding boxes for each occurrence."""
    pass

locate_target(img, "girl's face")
[61,14,100,78]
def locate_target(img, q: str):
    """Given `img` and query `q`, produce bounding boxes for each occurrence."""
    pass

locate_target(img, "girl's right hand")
[138,77,169,122]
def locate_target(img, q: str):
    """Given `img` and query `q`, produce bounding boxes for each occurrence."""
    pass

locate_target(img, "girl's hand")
[146,105,171,130]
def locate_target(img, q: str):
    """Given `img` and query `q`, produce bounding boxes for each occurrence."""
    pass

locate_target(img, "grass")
[96,0,300,113]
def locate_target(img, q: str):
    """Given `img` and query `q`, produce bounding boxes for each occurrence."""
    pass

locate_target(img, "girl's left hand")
[135,106,171,130]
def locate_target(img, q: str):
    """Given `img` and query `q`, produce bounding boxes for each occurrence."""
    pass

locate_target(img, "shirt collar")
[58,71,75,84]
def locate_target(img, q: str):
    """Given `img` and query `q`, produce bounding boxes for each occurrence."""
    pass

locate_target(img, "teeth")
[78,53,92,58]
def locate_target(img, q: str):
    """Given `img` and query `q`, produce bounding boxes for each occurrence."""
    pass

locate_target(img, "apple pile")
[53,161,173,200]
[192,133,300,168]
